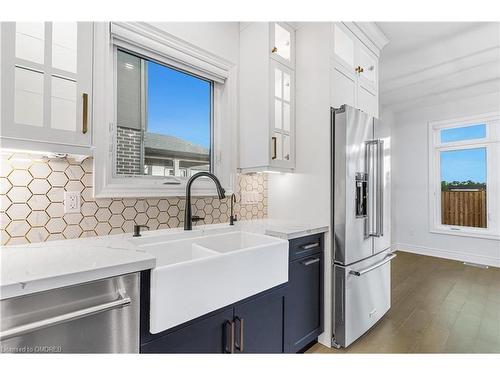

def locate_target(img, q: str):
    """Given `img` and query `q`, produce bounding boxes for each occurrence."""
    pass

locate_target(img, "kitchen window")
[428,113,500,240]
[92,23,237,198]
[115,49,213,178]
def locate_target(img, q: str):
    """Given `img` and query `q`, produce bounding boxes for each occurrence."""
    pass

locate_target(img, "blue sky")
[147,61,211,148]
[441,148,486,183]
[440,124,487,183]
[440,124,486,143]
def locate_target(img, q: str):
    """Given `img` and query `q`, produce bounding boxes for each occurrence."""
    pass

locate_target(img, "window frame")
[428,112,500,240]
[113,46,214,178]
[92,22,237,198]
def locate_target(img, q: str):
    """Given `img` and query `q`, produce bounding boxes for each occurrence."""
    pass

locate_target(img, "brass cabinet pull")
[235,316,244,352]
[271,46,278,53]
[355,66,364,74]
[82,93,89,134]
[271,136,277,160]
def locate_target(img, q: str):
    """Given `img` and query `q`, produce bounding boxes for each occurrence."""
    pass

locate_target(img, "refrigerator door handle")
[365,139,384,238]
[364,141,372,238]
[376,139,384,237]
[349,253,397,276]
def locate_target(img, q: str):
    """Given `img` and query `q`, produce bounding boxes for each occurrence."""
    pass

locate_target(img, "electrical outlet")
[64,191,81,213]
[241,191,259,205]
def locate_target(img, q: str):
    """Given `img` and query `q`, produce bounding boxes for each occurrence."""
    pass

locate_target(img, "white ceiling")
[377,22,500,113]
[377,22,484,59]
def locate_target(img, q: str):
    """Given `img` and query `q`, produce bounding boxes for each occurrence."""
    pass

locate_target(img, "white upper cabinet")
[0,22,93,155]
[239,22,295,173]
[332,23,356,73]
[331,23,380,118]
[357,43,378,93]
[271,60,294,164]
[270,22,295,68]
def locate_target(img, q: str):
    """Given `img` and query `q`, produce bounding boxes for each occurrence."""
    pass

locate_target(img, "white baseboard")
[392,243,500,268]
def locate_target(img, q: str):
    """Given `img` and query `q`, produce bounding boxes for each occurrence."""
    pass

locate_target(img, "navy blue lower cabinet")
[233,287,285,353]
[284,234,324,353]
[140,270,287,354]
[140,308,234,353]
[139,232,324,354]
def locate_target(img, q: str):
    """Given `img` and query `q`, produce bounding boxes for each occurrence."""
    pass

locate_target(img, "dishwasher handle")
[349,253,397,277]
[0,294,131,341]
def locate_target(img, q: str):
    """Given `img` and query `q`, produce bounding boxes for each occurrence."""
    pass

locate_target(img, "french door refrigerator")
[331,105,395,348]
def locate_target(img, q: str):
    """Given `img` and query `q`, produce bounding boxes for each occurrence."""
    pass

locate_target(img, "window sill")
[430,228,500,241]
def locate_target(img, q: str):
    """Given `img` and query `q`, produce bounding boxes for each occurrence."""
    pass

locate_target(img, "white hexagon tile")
[0,152,267,245]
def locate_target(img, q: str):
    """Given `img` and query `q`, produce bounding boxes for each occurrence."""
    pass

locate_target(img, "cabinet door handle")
[234,316,244,352]
[224,320,235,354]
[271,46,278,53]
[300,242,320,250]
[272,136,277,160]
[82,92,89,134]
[302,257,320,266]
[355,66,364,74]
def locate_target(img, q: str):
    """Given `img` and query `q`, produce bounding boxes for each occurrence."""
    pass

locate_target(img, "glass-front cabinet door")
[271,60,294,167]
[0,22,93,153]
[270,22,294,68]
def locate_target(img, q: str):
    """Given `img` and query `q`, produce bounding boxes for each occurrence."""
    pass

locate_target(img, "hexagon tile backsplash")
[0,152,267,246]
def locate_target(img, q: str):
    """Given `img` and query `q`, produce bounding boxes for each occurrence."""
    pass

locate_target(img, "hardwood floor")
[307,251,500,353]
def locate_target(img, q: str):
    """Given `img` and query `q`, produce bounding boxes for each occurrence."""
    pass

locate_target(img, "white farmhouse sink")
[137,231,288,333]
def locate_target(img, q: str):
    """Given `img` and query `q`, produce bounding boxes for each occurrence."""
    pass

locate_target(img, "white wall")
[148,22,240,64]
[268,23,332,348]
[391,91,500,267]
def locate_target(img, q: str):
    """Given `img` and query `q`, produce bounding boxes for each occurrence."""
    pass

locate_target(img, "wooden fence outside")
[441,190,487,228]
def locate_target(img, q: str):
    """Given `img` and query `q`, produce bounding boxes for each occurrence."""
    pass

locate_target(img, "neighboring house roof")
[144,132,209,161]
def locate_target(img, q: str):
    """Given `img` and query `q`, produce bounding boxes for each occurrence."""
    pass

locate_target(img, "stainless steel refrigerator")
[331,105,395,348]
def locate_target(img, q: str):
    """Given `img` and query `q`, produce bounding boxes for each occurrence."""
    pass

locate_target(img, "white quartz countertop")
[0,236,156,300]
[234,218,329,240]
[1,218,328,300]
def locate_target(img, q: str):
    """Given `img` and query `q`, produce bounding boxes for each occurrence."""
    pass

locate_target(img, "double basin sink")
[130,229,289,333]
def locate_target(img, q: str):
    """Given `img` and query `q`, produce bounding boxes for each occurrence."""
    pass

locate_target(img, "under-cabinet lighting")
[1,148,90,163]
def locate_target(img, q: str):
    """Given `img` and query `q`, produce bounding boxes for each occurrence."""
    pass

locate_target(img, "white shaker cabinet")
[239,22,295,173]
[331,23,380,118]
[0,22,93,155]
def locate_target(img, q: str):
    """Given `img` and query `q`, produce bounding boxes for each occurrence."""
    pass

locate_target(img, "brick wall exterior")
[116,126,142,175]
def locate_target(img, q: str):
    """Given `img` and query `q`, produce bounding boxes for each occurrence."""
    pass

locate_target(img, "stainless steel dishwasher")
[0,272,140,353]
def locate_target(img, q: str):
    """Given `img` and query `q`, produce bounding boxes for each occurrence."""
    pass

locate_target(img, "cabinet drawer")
[289,234,323,261]
[286,252,324,352]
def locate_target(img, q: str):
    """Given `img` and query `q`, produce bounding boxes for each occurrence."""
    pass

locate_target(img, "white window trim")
[92,22,237,198]
[428,112,500,240]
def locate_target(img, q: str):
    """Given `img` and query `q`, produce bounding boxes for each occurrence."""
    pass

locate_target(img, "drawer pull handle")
[349,253,397,277]
[302,258,320,266]
[300,242,320,250]
[0,293,130,341]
